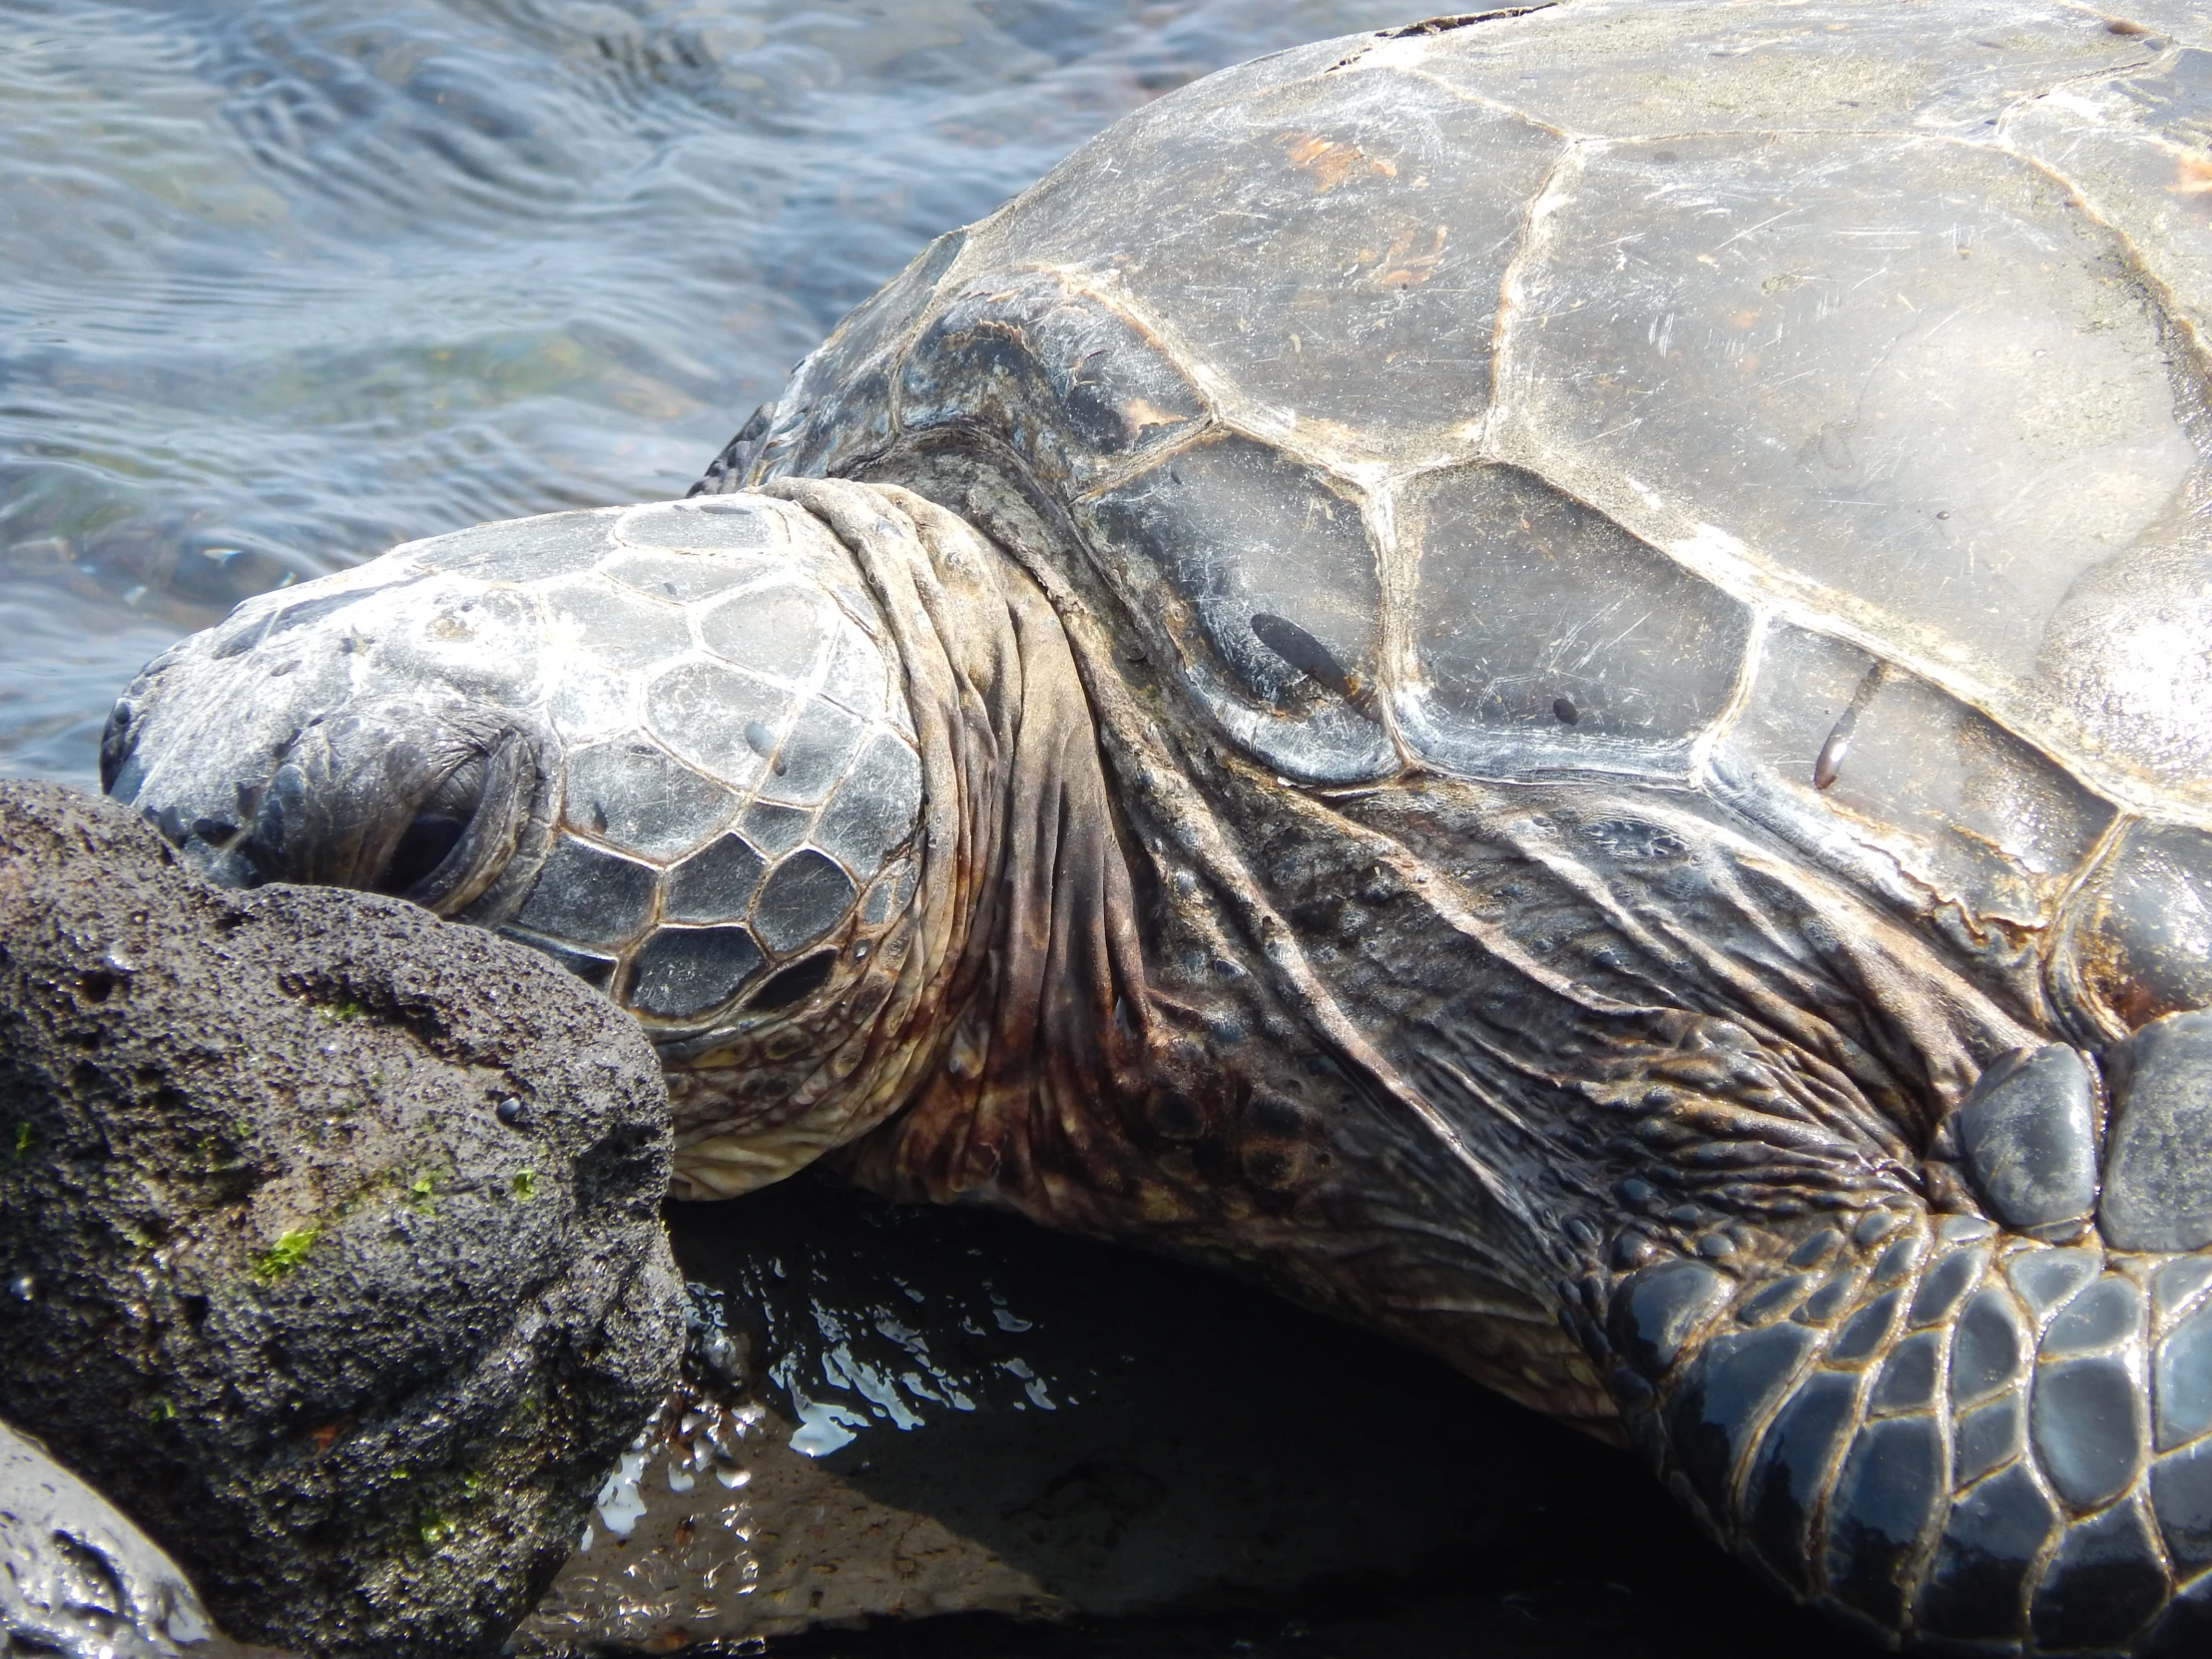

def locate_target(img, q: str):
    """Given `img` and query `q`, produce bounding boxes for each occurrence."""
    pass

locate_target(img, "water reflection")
[519,1176,1863,1656]
[678,1179,1103,1457]
[526,1174,1594,1650]
[0,0,1415,786]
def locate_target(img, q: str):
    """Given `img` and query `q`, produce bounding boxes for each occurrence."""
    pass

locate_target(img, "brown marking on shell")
[1363,224,1449,290]
[1277,131,1397,192]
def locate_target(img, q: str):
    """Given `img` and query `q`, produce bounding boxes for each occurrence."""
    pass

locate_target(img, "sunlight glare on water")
[0,0,1416,784]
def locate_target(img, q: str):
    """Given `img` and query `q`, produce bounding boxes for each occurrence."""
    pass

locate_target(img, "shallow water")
[0,0,1417,785]
[631,1179,1857,1659]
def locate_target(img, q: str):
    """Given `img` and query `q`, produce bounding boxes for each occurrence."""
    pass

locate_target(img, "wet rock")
[523,1387,1070,1649]
[0,782,684,1659]
[1,1414,286,1659]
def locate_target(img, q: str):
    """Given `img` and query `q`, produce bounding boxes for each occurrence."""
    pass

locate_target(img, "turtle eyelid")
[379,724,545,916]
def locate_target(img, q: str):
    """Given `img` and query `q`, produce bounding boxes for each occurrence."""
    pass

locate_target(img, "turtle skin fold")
[676,4,2212,1643]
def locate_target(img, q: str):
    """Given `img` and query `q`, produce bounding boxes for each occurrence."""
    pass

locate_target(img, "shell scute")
[1398,460,1751,780]
[1078,433,1391,784]
[2004,44,2212,399]
[1402,0,2164,138]
[1709,622,2118,1000]
[1496,129,2209,782]
[710,0,2212,1041]
[751,228,969,483]
[970,62,1564,464]
[895,269,1207,491]
[2061,821,2212,1035]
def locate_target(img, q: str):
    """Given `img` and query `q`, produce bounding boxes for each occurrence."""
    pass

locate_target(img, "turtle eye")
[380,817,464,893]
[374,753,487,897]
[368,728,540,915]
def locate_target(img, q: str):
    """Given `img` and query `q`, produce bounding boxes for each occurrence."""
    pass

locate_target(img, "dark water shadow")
[660,1175,1865,1659]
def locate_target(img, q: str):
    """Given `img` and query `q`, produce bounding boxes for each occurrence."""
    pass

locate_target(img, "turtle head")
[107,497,933,1193]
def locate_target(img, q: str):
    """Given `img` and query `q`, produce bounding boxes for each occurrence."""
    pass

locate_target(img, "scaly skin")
[747,473,2212,1653]
[102,469,2212,1655]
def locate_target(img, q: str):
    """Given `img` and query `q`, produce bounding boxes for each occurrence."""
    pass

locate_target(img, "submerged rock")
[0,782,684,1659]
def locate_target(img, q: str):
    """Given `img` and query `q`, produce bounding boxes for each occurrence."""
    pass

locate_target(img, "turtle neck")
[670,477,1152,1209]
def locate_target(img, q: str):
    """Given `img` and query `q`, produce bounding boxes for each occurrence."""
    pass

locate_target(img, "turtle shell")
[713,0,2212,1039]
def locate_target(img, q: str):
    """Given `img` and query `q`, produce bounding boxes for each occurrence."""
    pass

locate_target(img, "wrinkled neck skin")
[750,460,2212,1653]
[676,478,1153,1204]
[810,462,1998,1425]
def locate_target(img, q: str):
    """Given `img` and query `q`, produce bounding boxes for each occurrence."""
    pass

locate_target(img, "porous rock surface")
[0,782,684,1659]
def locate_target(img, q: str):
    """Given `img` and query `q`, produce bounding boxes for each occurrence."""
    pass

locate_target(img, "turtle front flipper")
[1600,1022,2212,1651]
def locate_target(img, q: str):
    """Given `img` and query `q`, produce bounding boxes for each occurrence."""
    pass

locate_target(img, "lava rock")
[0,782,684,1659]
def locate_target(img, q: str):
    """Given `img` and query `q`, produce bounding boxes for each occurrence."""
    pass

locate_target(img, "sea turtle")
[93,0,2212,1648]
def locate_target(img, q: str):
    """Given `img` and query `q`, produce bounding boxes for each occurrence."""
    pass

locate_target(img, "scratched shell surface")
[734,0,2212,1039]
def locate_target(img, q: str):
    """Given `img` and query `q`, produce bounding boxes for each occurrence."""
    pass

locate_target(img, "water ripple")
[0,0,1414,785]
